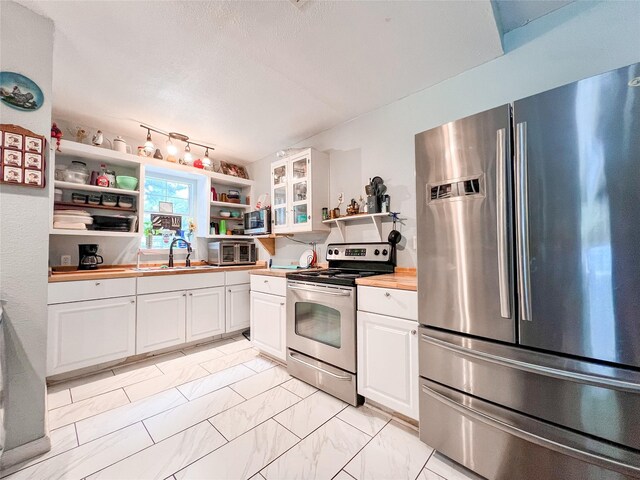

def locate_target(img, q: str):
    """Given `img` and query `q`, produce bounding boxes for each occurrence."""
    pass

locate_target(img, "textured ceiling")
[18,1,504,163]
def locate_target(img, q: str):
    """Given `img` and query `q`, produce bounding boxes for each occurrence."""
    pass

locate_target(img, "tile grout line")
[331,416,380,477]
[415,449,437,480]
[336,411,391,439]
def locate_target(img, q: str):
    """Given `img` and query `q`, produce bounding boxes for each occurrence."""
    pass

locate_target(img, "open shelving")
[322,212,393,242]
[54,181,140,196]
[210,200,252,210]
[54,202,136,213]
[49,228,140,237]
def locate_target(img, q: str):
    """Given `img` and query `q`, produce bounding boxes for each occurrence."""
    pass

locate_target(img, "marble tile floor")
[1,335,482,480]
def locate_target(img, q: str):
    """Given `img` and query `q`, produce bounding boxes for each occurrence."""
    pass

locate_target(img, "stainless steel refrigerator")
[415,63,640,479]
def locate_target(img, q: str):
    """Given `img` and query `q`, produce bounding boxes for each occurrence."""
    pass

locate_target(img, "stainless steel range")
[286,242,395,406]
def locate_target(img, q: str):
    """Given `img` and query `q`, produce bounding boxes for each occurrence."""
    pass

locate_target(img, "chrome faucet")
[168,237,192,268]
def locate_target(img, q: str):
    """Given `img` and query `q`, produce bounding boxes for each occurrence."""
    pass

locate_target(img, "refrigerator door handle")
[420,333,640,393]
[496,128,511,319]
[421,383,640,476]
[515,121,532,321]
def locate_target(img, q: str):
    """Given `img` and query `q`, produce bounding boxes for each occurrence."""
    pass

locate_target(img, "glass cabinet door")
[290,156,310,228]
[272,161,288,230]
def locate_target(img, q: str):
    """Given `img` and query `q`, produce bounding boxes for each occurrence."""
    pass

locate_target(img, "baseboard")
[0,433,51,471]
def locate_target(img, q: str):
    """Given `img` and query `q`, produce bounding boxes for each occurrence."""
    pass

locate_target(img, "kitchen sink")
[133,265,216,272]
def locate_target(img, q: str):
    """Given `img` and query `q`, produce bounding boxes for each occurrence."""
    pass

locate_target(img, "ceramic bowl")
[219,210,231,218]
[116,176,138,191]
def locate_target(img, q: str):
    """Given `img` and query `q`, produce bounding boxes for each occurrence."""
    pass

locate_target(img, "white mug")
[113,136,132,154]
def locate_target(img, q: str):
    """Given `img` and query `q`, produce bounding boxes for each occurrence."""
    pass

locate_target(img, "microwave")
[208,241,257,266]
[244,209,271,235]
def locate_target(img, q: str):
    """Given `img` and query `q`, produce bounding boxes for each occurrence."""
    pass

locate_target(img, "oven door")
[236,243,255,264]
[287,280,356,372]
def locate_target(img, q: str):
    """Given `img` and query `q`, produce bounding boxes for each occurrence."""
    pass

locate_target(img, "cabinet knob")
[228,289,232,293]
[411,329,417,335]
[264,280,269,283]
[130,300,135,304]
[183,293,187,297]
[280,302,285,306]
[95,282,101,286]
[189,293,193,296]
[384,292,391,297]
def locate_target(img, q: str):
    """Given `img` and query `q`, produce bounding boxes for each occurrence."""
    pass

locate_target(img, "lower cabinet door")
[47,296,136,376]
[226,284,250,333]
[186,286,225,342]
[136,291,186,354]
[250,291,286,361]
[357,311,419,419]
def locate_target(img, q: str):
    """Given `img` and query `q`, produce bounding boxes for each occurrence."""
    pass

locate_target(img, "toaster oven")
[208,241,257,266]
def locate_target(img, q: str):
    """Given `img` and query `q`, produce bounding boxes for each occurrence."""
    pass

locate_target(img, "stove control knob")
[382,249,388,256]
[374,249,380,255]
[334,249,339,255]
[328,249,333,255]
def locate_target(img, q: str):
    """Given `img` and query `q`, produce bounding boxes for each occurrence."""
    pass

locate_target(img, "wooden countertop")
[250,267,325,278]
[49,263,264,283]
[356,269,417,291]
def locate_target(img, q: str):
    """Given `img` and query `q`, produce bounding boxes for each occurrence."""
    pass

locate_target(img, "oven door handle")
[288,352,352,380]
[287,285,352,296]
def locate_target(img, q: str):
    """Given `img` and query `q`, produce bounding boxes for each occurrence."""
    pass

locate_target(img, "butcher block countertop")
[356,268,417,291]
[249,266,326,278]
[49,262,264,283]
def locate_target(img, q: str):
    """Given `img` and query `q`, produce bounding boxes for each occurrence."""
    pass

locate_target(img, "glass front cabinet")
[270,148,329,234]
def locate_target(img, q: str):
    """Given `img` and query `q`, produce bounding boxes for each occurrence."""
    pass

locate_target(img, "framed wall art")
[0,72,44,112]
[0,124,46,188]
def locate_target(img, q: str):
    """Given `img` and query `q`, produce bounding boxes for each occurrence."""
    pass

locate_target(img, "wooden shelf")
[54,202,136,213]
[210,201,252,209]
[54,181,140,196]
[50,229,140,237]
[210,215,243,221]
[322,213,393,242]
[203,234,263,240]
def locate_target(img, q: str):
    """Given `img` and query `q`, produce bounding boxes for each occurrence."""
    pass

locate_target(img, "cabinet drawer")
[48,278,136,304]
[357,286,417,321]
[225,270,251,286]
[137,272,224,294]
[250,275,286,296]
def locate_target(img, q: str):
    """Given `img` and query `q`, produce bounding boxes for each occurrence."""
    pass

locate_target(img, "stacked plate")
[53,210,93,230]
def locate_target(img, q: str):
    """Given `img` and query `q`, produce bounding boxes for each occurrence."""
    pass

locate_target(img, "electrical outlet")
[61,255,72,266]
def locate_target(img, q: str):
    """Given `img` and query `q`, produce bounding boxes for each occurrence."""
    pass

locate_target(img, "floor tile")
[177,364,256,400]
[70,365,163,402]
[262,417,370,480]
[425,452,483,480]
[334,471,357,480]
[345,420,433,480]
[337,405,391,437]
[112,350,185,374]
[249,474,266,480]
[144,387,245,442]
[230,365,291,399]
[87,421,226,480]
[274,390,348,438]
[216,337,252,355]
[48,389,129,430]
[5,423,151,480]
[210,386,300,441]
[0,425,78,478]
[155,345,224,374]
[176,420,298,480]
[199,348,259,375]
[76,388,186,444]
[47,370,115,395]
[418,468,445,480]
[47,389,71,410]
[280,378,318,398]
[243,356,279,373]
[124,364,209,402]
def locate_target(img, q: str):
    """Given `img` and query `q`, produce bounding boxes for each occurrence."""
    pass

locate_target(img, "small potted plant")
[143,221,157,249]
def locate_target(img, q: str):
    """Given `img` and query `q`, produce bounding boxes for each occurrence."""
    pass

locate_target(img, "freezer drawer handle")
[515,121,532,321]
[421,383,640,476]
[496,127,511,319]
[287,285,351,296]
[420,334,640,393]
[288,352,352,380]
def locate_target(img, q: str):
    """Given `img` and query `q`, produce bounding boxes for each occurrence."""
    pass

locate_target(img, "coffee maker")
[78,244,104,270]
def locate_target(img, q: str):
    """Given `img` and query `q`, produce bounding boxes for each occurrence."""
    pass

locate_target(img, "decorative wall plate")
[0,71,44,111]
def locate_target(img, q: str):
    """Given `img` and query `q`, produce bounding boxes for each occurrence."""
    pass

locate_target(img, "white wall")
[0,1,53,452]
[248,1,640,267]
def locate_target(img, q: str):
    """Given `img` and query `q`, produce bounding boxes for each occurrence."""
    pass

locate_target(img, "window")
[141,174,196,250]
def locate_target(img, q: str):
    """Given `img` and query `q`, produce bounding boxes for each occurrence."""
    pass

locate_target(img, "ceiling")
[15,1,566,163]
[493,0,574,34]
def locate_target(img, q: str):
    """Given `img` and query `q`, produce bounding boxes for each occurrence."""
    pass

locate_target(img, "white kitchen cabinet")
[357,310,419,420]
[226,283,250,332]
[136,291,186,354]
[186,286,226,342]
[47,296,136,376]
[271,148,329,234]
[250,291,286,362]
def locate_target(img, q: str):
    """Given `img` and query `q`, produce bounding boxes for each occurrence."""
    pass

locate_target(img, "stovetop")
[287,242,395,286]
